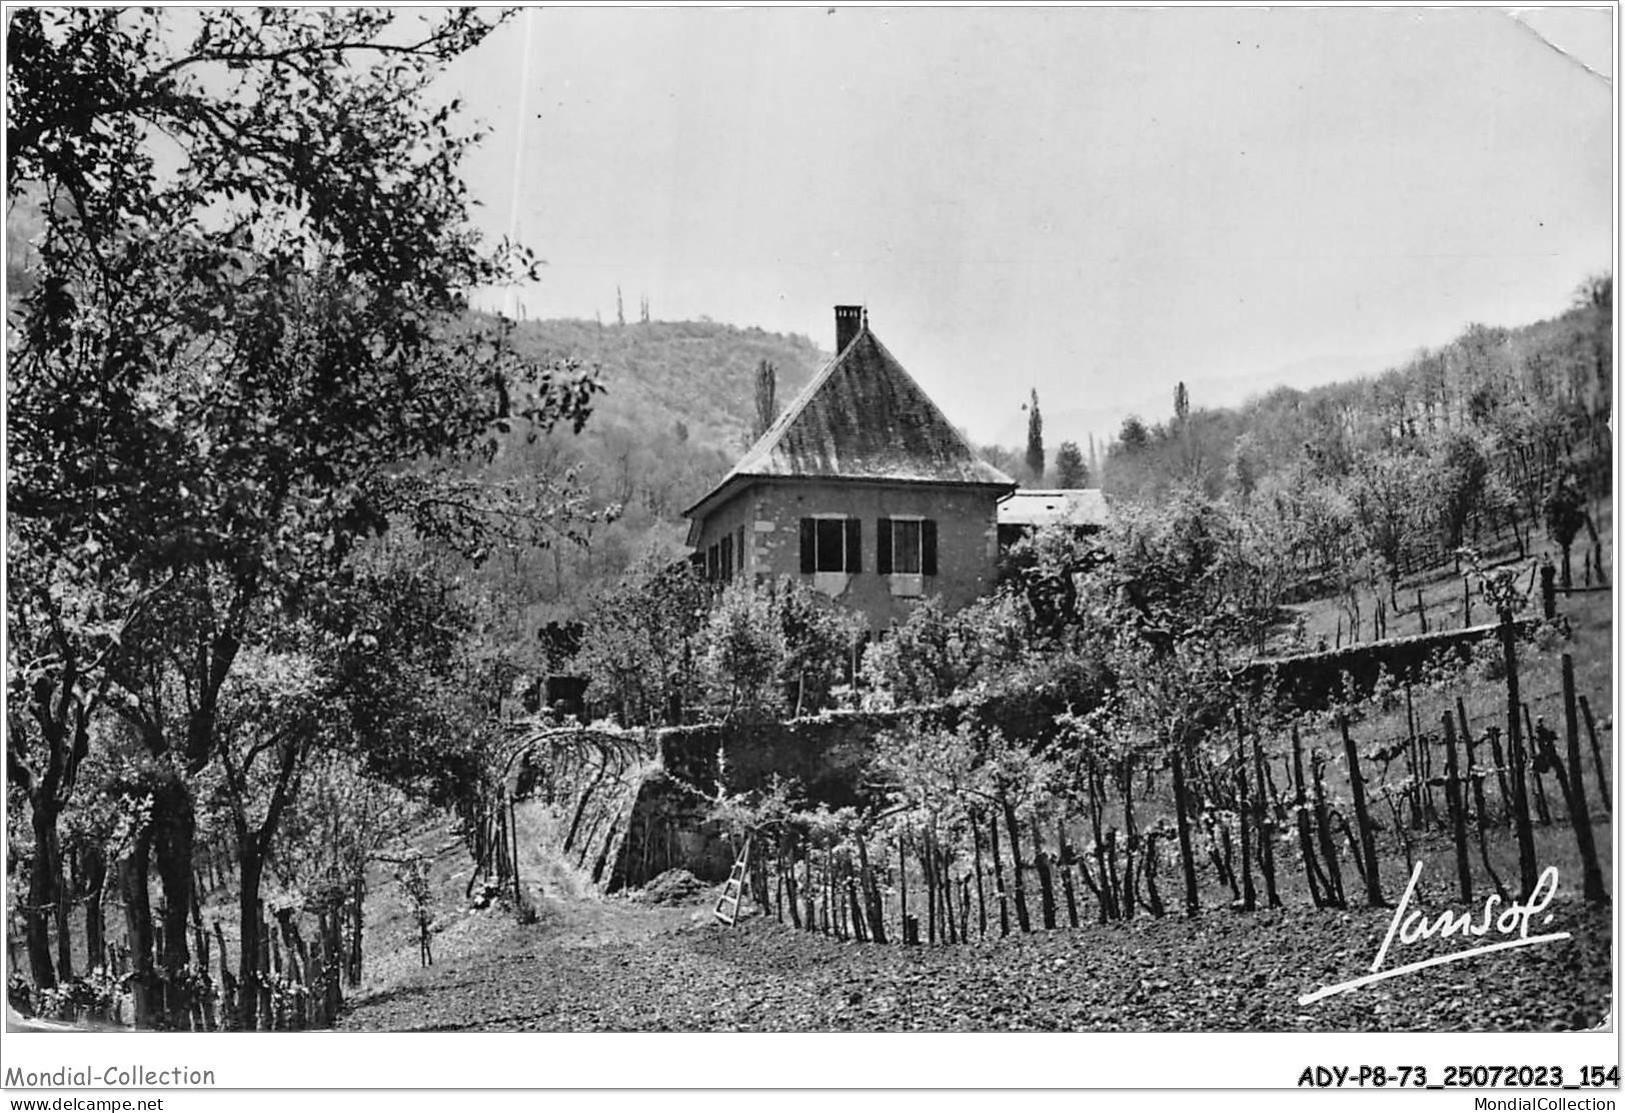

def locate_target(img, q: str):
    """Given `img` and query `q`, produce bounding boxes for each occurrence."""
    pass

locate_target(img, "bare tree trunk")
[236,857,263,1031]
[1234,717,1257,912]
[986,813,1009,938]
[25,802,62,991]
[1030,818,1057,929]
[860,834,887,944]
[1055,819,1079,928]
[1000,798,1032,933]
[120,829,157,1028]
[1119,769,1138,920]
[152,792,196,1030]
[1170,747,1200,918]
[83,845,107,973]
[895,832,912,943]
[971,816,988,939]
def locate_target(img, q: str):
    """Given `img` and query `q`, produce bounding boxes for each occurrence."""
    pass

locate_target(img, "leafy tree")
[704,586,787,721]
[977,442,1024,482]
[1118,414,1150,452]
[769,578,866,716]
[1430,430,1491,559]
[1543,466,1588,589]
[997,525,1106,645]
[1174,381,1190,425]
[861,597,976,710]
[7,7,599,1026]
[1053,441,1089,488]
[1349,450,1430,605]
[1226,432,1262,502]
[1025,388,1045,484]
[573,557,711,726]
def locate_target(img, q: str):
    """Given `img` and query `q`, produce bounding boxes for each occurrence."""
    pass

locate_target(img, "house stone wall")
[695,478,1002,631]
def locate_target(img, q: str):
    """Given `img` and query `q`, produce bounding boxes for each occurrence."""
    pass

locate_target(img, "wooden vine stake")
[1291,726,1328,908]
[1561,655,1607,904]
[1578,695,1610,815]
[1169,746,1200,918]
[1440,712,1472,901]
[1498,608,1539,900]
[1338,714,1385,907]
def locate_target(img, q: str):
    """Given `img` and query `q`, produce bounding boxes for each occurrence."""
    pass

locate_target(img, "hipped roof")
[685,323,1015,521]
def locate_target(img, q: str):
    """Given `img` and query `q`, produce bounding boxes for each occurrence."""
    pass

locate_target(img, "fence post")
[1499,609,1539,900]
[1562,655,1607,904]
[1578,695,1610,814]
[1441,713,1472,901]
[1339,714,1386,907]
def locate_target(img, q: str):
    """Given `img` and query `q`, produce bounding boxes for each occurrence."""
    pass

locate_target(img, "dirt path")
[336,886,1613,1033]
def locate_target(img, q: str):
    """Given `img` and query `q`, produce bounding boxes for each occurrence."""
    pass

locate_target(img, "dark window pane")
[921,519,938,576]
[816,519,846,572]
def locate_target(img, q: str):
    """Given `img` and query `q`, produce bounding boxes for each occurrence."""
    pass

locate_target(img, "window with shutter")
[815,519,845,572]
[892,519,922,574]
[799,518,817,573]
[877,517,936,576]
[801,516,860,573]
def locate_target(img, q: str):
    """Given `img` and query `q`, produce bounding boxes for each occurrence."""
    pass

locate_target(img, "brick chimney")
[835,305,865,353]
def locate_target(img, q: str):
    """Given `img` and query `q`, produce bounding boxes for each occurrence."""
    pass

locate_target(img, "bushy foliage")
[704,586,789,721]
[767,578,868,716]
[1092,285,1609,602]
[573,557,710,726]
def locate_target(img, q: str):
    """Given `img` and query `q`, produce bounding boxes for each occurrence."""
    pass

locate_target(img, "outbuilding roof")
[996,488,1110,530]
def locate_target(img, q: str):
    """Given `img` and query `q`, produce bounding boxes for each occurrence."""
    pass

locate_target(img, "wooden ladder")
[713,832,753,926]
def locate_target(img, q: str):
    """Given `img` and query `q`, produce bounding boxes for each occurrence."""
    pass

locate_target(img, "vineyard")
[688,620,1611,963]
[344,564,1612,1035]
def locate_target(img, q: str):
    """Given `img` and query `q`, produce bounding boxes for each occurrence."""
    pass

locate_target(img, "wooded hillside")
[481,317,827,618]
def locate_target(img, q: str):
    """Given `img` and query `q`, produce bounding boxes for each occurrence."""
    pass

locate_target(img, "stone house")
[684,306,1016,631]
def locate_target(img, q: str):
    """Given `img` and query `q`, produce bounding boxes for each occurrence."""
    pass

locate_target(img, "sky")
[442,5,1614,448]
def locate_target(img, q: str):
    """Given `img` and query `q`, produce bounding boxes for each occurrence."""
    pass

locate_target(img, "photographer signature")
[1298,861,1570,1005]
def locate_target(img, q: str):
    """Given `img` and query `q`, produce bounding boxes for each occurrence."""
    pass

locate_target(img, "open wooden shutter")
[799,518,816,573]
[921,519,938,576]
[845,518,862,573]
[876,518,893,574]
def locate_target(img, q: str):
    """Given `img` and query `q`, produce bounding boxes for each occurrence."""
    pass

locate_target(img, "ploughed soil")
[334,875,1612,1033]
